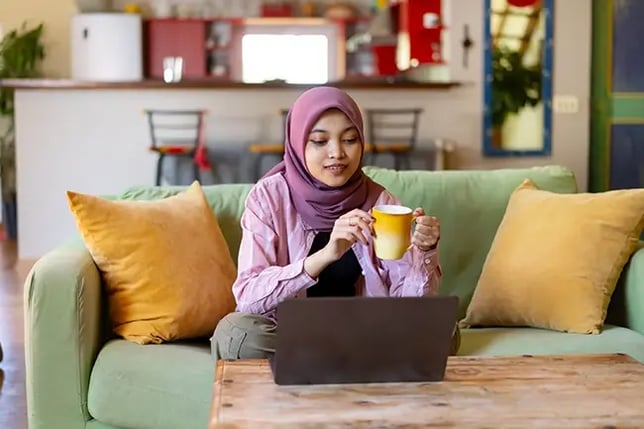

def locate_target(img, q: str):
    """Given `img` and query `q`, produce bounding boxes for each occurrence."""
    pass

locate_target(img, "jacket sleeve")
[232,186,316,316]
[375,191,442,297]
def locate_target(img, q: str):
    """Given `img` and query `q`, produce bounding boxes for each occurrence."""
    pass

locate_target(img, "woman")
[211,86,457,360]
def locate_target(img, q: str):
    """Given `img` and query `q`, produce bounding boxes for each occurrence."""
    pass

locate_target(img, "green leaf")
[0,22,46,116]
[0,22,45,198]
[491,45,543,127]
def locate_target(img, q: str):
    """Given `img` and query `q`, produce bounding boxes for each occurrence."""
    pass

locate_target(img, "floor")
[0,239,33,429]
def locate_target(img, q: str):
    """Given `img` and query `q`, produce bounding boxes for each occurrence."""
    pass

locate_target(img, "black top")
[306,231,362,298]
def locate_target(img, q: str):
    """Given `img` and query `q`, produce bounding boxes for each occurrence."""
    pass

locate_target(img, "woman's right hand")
[304,209,374,279]
[322,209,374,263]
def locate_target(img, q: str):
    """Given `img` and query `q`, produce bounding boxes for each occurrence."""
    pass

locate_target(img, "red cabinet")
[395,0,445,69]
[145,19,206,79]
[342,17,400,78]
[144,18,239,80]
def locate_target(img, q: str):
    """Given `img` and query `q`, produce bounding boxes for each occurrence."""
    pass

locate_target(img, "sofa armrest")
[609,241,644,335]
[24,242,104,429]
[620,243,644,335]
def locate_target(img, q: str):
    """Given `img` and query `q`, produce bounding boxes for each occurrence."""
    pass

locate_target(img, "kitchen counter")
[0,78,462,90]
[9,80,466,259]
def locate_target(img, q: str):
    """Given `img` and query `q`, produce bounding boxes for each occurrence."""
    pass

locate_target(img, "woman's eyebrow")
[309,125,356,134]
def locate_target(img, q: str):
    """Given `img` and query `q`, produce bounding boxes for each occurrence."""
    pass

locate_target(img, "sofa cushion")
[86,420,123,429]
[119,166,578,321]
[459,325,644,362]
[460,179,644,334]
[67,181,238,344]
[88,339,212,429]
[363,165,578,318]
[120,183,253,265]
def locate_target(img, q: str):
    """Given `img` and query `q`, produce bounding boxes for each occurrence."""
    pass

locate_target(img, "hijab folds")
[264,86,385,231]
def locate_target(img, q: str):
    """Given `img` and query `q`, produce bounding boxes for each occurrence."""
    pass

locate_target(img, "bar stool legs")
[193,160,201,184]
[156,154,165,186]
[155,154,201,186]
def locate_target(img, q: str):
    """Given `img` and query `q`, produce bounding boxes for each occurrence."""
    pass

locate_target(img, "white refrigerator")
[71,13,143,81]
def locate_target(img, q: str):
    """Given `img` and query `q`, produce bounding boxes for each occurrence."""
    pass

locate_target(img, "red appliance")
[395,0,444,68]
[372,44,398,76]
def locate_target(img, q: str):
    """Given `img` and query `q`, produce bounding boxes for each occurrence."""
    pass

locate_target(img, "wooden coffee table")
[209,353,644,428]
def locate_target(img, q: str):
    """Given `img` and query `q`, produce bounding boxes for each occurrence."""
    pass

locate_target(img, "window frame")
[233,19,344,83]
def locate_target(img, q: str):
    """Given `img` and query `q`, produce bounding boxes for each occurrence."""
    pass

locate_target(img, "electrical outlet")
[553,95,579,114]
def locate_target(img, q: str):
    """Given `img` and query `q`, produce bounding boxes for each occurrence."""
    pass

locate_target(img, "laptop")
[269,295,459,385]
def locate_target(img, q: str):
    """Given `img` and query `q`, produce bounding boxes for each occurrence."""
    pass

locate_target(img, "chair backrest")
[145,110,207,150]
[365,108,423,151]
[279,108,289,144]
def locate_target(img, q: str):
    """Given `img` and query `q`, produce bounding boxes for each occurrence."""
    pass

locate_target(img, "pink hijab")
[263,86,385,231]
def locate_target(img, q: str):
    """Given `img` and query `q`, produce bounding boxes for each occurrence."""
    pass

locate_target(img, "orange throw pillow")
[460,179,644,334]
[67,181,237,344]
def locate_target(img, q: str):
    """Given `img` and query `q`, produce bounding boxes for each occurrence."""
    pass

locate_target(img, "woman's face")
[304,109,362,187]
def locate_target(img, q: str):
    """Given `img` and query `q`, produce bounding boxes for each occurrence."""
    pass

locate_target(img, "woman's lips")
[325,164,348,174]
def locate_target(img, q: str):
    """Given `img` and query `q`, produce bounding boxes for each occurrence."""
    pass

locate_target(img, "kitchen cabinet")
[145,19,205,79]
[144,16,405,81]
[342,17,374,77]
[144,18,239,79]
[395,0,445,69]
[343,16,399,78]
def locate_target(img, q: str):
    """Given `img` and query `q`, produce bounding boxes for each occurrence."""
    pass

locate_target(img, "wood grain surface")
[209,353,644,429]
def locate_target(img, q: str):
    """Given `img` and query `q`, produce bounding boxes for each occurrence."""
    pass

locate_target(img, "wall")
[447,0,591,191]
[14,86,461,258]
[2,0,591,186]
[14,30,590,261]
[0,0,77,77]
[384,0,591,191]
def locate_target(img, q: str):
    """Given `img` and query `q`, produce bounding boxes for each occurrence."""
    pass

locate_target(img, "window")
[238,21,340,84]
[242,34,329,84]
[491,0,544,67]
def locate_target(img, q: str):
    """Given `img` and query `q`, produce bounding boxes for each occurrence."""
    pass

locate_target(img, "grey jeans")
[211,312,277,361]
[210,311,461,361]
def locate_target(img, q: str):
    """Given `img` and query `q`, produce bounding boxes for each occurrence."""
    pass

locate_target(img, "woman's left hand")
[411,208,440,251]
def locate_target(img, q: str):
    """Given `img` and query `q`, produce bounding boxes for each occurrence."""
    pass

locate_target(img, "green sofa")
[24,165,644,429]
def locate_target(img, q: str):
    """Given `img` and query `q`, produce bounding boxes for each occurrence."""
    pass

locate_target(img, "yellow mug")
[371,204,415,260]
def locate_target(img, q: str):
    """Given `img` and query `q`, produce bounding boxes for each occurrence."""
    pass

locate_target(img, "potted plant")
[490,45,542,148]
[0,22,45,240]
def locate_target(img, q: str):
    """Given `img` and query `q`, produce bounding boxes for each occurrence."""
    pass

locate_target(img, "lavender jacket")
[232,173,442,319]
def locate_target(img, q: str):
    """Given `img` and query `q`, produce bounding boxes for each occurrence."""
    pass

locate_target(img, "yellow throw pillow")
[460,179,644,334]
[67,181,237,344]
